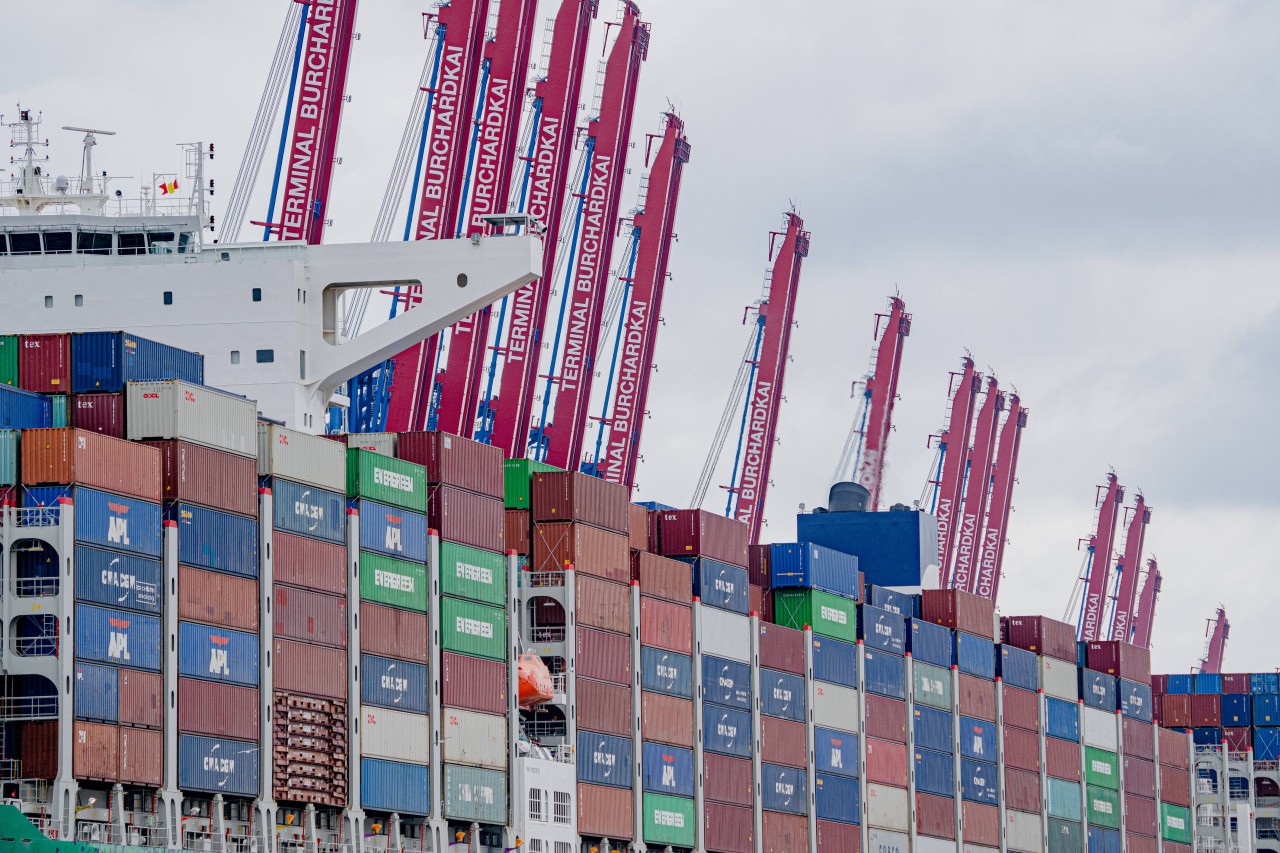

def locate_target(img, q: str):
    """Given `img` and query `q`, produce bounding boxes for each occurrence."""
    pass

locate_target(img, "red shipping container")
[1158,727,1190,769]
[18,721,58,779]
[640,596,692,655]
[760,716,806,768]
[866,738,908,787]
[73,721,119,781]
[178,566,258,631]
[442,652,508,715]
[704,801,754,853]
[274,584,347,648]
[1123,717,1155,759]
[118,726,163,786]
[505,510,531,556]
[118,668,162,729]
[641,691,693,748]
[758,623,804,675]
[816,820,859,853]
[749,583,764,617]
[1160,766,1191,806]
[1221,672,1250,693]
[534,522,630,582]
[657,509,749,567]
[577,678,630,736]
[22,428,161,501]
[428,484,504,551]
[1124,756,1155,795]
[761,588,774,624]
[703,753,752,806]
[958,673,997,721]
[19,333,70,392]
[1126,833,1158,853]
[1002,614,1077,662]
[917,792,956,839]
[1086,640,1151,682]
[178,678,259,740]
[964,802,1000,847]
[762,811,806,853]
[632,551,692,603]
[577,782,633,840]
[1161,694,1191,728]
[531,471,630,534]
[1005,767,1042,812]
[1191,694,1221,727]
[361,603,427,663]
[1151,674,1167,694]
[1225,727,1251,751]
[273,531,346,596]
[865,694,907,742]
[1125,795,1158,836]
[922,589,994,639]
[748,544,770,587]
[628,504,650,551]
[143,440,259,516]
[1003,684,1040,730]
[72,393,125,438]
[575,626,631,685]
[576,575,631,634]
[1003,725,1041,773]
[272,638,346,699]
[1046,735,1081,780]
[1153,693,1163,725]
[396,430,503,499]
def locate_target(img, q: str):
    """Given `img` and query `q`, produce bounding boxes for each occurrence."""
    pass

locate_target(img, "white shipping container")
[345,432,397,456]
[361,705,430,765]
[1082,706,1118,751]
[699,606,750,663]
[1004,810,1044,853]
[867,829,910,853]
[812,682,860,733]
[916,835,957,853]
[126,380,257,457]
[866,783,909,832]
[442,707,508,770]
[1040,656,1078,701]
[258,424,346,492]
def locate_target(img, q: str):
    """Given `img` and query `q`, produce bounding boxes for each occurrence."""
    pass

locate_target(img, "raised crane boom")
[934,358,981,579]
[1199,607,1230,674]
[1131,560,1161,649]
[949,377,1003,593]
[973,393,1027,602]
[1107,495,1150,643]
[1077,473,1125,642]
[853,297,911,511]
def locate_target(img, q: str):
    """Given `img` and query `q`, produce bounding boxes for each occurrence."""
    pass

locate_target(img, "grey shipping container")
[443,764,508,824]
[127,380,257,457]
[258,423,346,492]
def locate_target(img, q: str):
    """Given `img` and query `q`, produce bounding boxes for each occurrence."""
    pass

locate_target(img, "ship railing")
[0,694,59,720]
[545,743,572,764]
[1257,760,1280,772]
[525,571,566,589]
[13,577,59,598]
[530,627,566,643]
[1257,797,1280,809]
[1229,750,1250,762]
[550,672,566,694]
[523,720,566,740]
[9,506,63,528]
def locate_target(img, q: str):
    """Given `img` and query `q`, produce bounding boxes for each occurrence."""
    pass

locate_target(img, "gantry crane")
[972,393,1027,602]
[948,377,1003,592]
[1199,607,1230,673]
[1131,559,1161,650]
[1075,473,1125,642]
[929,358,981,576]
[1107,495,1151,643]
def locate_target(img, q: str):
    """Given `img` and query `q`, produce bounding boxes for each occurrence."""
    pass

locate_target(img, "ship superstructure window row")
[0,227,196,256]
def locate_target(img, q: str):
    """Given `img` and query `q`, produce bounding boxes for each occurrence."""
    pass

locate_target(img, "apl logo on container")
[456,616,494,639]
[820,605,847,625]
[658,752,677,788]
[107,502,131,546]
[374,467,415,493]
[383,514,403,552]
[207,633,231,676]
[107,617,131,661]
[827,736,846,770]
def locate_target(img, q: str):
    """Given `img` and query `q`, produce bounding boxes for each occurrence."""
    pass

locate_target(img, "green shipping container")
[441,597,507,661]
[1047,818,1084,853]
[360,551,428,613]
[771,588,857,642]
[51,395,69,428]
[643,794,695,847]
[912,662,952,710]
[440,542,507,606]
[0,336,17,387]
[0,430,17,486]
[1085,785,1120,829]
[503,458,562,509]
[443,765,508,825]
[346,449,427,512]
[1084,747,1119,790]
[1161,803,1191,843]
[1046,778,1082,821]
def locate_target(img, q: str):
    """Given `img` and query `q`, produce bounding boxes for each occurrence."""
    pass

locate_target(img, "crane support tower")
[1199,607,1230,674]
[973,392,1027,602]
[853,297,911,510]
[1077,473,1125,642]
[1107,495,1151,643]
[934,358,981,578]
[1131,559,1161,650]
[948,376,1003,592]
[532,2,649,467]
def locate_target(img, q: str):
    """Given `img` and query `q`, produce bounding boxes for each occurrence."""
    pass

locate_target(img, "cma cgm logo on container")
[207,633,231,676]
[820,605,847,625]
[383,514,403,552]
[107,617,132,661]
[455,616,494,639]
[591,738,618,775]
[202,742,236,781]
[294,489,325,531]
[107,502,131,546]
[373,467,414,493]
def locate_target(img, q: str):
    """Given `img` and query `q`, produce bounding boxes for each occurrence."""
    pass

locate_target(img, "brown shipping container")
[1003,725,1041,773]
[1161,767,1191,806]
[1005,767,1042,812]
[748,543,770,587]
[761,811,806,853]
[1046,735,1081,779]
[576,627,631,685]
[19,720,58,779]
[760,716,806,768]
[1161,694,1191,728]
[866,738,908,787]
[657,509,749,567]
[533,522,630,582]
[749,584,764,616]
[633,551,692,603]
[1125,756,1156,795]
[442,651,508,715]
[757,623,804,675]
[179,678,260,740]
[72,393,126,438]
[119,726,163,786]
[866,695,908,742]
[576,575,631,634]
[704,801,754,853]
[921,588,995,639]
[361,603,428,663]
[531,470,630,534]
[272,639,346,699]
[1153,694,1163,725]
[1086,640,1151,682]
[118,668,163,729]
[274,531,346,595]
[179,566,259,632]
[958,673,997,721]
[19,333,70,392]
[397,431,503,499]
[1124,717,1154,759]
[964,802,1001,847]
[1002,684,1040,730]
[1126,795,1158,836]
[1222,672,1251,693]
[628,503,650,551]
[428,484,504,551]
[640,597,692,655]
[143,440,259,516]
[274,584,347,648]
[1191,694,1221,726]
[577,782,633,840]
[703,753,753,806]
[576,678,631,736]
[917,792,956,839]
[1127,834,1159,853]
[1002,614,1077,662]
[505,510,531,556]
[641,691,694,748]
[73,722,119,781]
[817,820,859,853]
[22,428,161,501]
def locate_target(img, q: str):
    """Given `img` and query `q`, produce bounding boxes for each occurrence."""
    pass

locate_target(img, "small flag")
[159,179,178,195]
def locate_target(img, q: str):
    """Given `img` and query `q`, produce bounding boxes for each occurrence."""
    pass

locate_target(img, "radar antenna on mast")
[61,126,116,192]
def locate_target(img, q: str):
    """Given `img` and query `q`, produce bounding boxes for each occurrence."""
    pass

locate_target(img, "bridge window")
[256,350,274,364]
[77,231,112,255]
[42,231,72,254]
[118,233,146,256]
[0,234,7,254]
[147,231,177,254]
[9,232,40,255]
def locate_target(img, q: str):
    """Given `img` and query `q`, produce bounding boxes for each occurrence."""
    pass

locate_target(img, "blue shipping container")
[815,773,861,824]
[358,499,428,563]
[681,557,748,614]
[272,478,346,544]
[1079,669,1117,712]
[998,644,1038,692]
[1087,827,1121,853]
[1251,673,1280,695]
[26,487,163,558]
[959,716,997,761]
[179,734,260,797]
[814,728,858,778]
[641,647,693,699]
[960,758,999,803]
[74,662,119,723]
[759,668,806,722]
[1253,695,1280,725]
[1220,694,1250,726]
[1165,674,1193,695]
[812,636,858,688]
[361,654,428,714]
[173,503,259,577]
[75,604,162,672]
[858,604,906,655]
[768,542,859,599]
[797,507,936,588]
[71,331,204,393]
[74,545,162,614]
[701,656,751,709]
[179,621,260,687]
[760,763,807,815]
[914,747,955,797]
[864,648,906,699]
[955,631,995,679]
[1045,697,1080,742]
[637,501,674,512]
[912,707,953,754]
[866,585,914,617]
[577,731,633,788]
[0,385,53,430]
[361,757,430,815]
[1119,678,1153,722]
[1192,727,1223,746]
[702,704,751,758]
[1254,728,1280,761]
[642,742,695,797]
[1195,673,1223,694]
[908,618,953,668]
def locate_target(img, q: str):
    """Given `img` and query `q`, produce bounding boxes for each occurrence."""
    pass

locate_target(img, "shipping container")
[441,651,508,715]
[813,681,861,733]
[817,821,860,852]
[1160,803,1192,843]
[1126,794,1158,837]
[816,773,861,825]
[1123,716,1154,758]
[1251,672,1280,694]
[1254,727,1280,760]
[257,424,346,491]
[642,793,695,848]
[768,541,859,598]
[273,530,346,595]
[759,668,805,722]
[959,802,1000,847]
[1127,834,1158,853]
[270,478,346,544]
[76,604,162,671]
[1190,693,1221,726]
[864,648,906,699]
[575,678,629,736]
[642,741,694,797]
[867,738,909,787]
[703,801,753,853]
[1004,684,1040,730]
[702,703,751,757]
[1005,767,1042,813]
[1004,725,1041,772]
[345,448,427,511]
[866,784,910,832]
[1086,640,1150,682]
[361,654,428,714]
[119,726,163,787]
[922,588,994,638]
[1221,692,1251,725]
[75,545,162,614]
[1083,707,1118,751]
[959,674,998,723]
[118,668,162,729]
[22,428,161,501]
[126,380,256,456]
[859,603,906,654]
[641,691,694,748]
[356,499,428,563]
[657,509,748,567]
[529,469,629,533]
[700,606,751,664]
[867,829,909,853]
[577,782,633,840]
[71,331,203,393]
[173,502,258,577]
[912,745,953,796]
[703,752,752,805]
[361,757,430,815]
[1160,694,1191,727]
[179,621,259,686]
[958,715,997,761]
[0,335,17,387]
[1045,697,1080,741]
[757,622,804,674]
[532,521,629,582]
[864,693,906,742]
[359,552,428,613]
[0,429,15,485]
[71,393,125,437]
[440,597,508,662]
[575,625,630,684]
[955,630,995,679]
[814,727,858,778]
[639,596,692,654]
[1165,674,1193,694]
[1158,727,1190,768]
[73,721,119,781]
[274,584,346,647]
[761,811,806,853]
[629,503,650,551]
[437,542,505,608]
[361,705,430,765]
[179,734,260,796]
[178,678,258,740]
[75,663,119,723]
[760,763,807,815]
[960,757,999,802]
[812,635,858,687]
[639,646,692,698]
[1003,614,1077,662]
[1119,677,1153,722]
[1047,777,1083,820]
[576,730,633,788]
[272,638,346,699]
[1086,785,1121,829]
[501,458,560,509]
[1046,735,1082,780]
[19,333,70,392]
[442,707,507,769]
[913,660,952,710]
[772,586,855,640]
[179,566,259,634]
[1002,808,1041,852]
[1079,669,1117,711]
[912,706,952,753]
[999,643,1039,691]
[504,509,530,555]
[396,431,503,498]
[1254,693,1280,724]
[1049,819,1084,853]
[760,715,807,767]
[142,439,258,516]
[633,551,691,603]
[701,655,752,709]
[443,764,508,824]
[1,385,54,433]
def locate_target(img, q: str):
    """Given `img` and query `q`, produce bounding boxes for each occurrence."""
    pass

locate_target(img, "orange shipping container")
[865,694,907,742]
[639,597,692,655]
[575,574,632,634]
[22,428,161,501]
[73,722,119,781]
[575,626,631,685]
[19,720,58,779]
[632,551,691,603]
[119,727,163,786]
[958,673,997,721]
[531,471,630,534]
[640,691,694,748]
[704,753,753,806]
[704,801,754,853]
[178,566,259,632]
[533,522,630,583]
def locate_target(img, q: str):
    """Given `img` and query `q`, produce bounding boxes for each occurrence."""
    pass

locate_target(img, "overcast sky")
[5,1,1278,673]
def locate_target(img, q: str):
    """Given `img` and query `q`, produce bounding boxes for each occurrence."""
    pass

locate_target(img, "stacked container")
[997,631,1045,852]
[1083,641,1150,853]
[1157,726,1192,853]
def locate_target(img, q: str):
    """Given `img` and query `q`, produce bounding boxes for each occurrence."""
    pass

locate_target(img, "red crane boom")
[1107,495,1150,643]
[855,297,911,511]
[1078,473,1125,642]
[935,358,980,581]
[949,377,1003,593]
[1131,559,1161,649]
[1199,607,1230,674]
[973,393,1027,602]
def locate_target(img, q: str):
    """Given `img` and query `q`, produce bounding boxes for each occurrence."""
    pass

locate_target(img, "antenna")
[62,126,116,193]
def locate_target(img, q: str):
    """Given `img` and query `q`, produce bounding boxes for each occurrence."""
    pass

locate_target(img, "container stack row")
[1153,670,1280,759]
